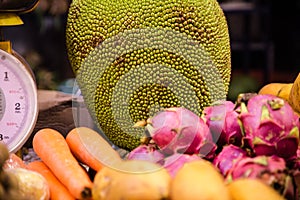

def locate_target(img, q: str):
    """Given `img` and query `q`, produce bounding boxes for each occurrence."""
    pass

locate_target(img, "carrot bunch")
[24,127,122,200]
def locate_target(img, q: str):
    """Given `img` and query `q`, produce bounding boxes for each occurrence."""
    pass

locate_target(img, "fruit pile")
[126,93,300,200]
[0,92,298,200]
[0,72,299,199]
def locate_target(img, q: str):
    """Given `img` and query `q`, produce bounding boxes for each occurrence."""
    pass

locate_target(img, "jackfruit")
[66,0,231,150]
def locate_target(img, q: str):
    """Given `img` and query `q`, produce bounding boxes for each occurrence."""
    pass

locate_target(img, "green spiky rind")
[67,0,230,80]
[66,0,231,150]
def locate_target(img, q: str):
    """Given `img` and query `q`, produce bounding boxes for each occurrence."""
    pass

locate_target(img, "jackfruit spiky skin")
[66,0,231,150]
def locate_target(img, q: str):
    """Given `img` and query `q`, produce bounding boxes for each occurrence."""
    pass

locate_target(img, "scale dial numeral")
[0,134,9,141]
[4,72,9,81]
[15,103,21,113]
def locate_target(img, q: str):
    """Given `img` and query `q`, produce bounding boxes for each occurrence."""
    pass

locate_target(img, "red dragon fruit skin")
[239,94,300,160]
[226,155,286,180]
[126,144,165,163]
[203,100,243,147]
[213,144,248,176]
[146,107,216,157]
[226,155,297,200]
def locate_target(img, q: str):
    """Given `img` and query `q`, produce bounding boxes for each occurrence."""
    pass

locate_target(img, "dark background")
[1,0,300,96]
[271,1,300,73]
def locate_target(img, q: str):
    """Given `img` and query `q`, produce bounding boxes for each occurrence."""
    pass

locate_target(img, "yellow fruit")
[170,159,231,200]
[258,83,293,102]
[92,160,171,200]
[289,73,300,113]
[227,178,285,200]
[66,0,231,150]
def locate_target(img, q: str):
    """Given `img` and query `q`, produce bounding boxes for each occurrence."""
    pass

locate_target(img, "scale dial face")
[0,49,38,153]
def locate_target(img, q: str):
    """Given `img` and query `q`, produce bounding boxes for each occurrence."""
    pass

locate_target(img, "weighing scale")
[0,0,39,153]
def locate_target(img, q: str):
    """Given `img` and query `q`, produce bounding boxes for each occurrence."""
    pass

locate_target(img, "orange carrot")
[32,128,93,200]
[27,160,75,200]
[66,127,122,172]
[66,128,104,171]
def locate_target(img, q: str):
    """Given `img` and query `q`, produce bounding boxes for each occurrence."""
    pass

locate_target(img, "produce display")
[0,0,300,199]
[0,90,299,199]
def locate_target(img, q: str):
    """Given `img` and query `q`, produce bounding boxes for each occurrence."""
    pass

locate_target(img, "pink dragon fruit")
[226,155,297,200]
[126,144,165,164]
[239,94,300,160]
[213,144,248,176]
[226,155,286,180]
[146,107,216,158]
[162,153,202,177]
[203,100,243,147]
